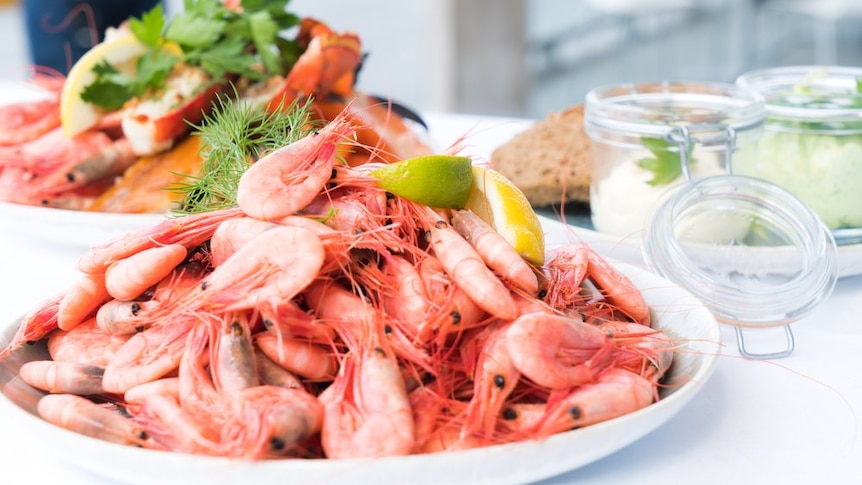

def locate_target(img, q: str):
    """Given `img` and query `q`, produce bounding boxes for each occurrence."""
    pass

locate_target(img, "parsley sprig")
[82,0,301,111]
[636,135,696,186]
[170,93,318,214]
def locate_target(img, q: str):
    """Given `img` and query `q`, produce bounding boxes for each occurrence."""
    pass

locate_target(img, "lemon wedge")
[465,165,545,266]
[61,32,149,137]
[60,33,182,137]
[370,154,473,209]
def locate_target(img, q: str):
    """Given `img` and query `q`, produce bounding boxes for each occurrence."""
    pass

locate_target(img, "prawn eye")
[502,408,517,420]
[537,288,548,299]
[66,172,75,183]
[130,302,141,316]
[383,324,392,335]
[201,281,209,290]
[330,168,338,179]
[450,310,461,324]
[270,437,286,451]
[493,374,505,389]
[372,347,387,358]
[568,406,582,420]
[230,321,243,335]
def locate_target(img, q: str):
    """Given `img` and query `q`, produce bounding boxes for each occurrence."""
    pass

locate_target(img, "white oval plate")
[0,80,170,248]
[0,202,168,247]
[0,262,721,485]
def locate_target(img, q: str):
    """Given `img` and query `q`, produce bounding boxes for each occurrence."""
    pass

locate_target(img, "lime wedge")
[465,165,545,266]
[370,155,473,209]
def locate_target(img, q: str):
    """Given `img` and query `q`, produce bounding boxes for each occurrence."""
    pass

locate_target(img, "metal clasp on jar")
[665,123,737,182]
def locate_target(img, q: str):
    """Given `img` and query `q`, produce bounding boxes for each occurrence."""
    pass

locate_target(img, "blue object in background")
[24,0,161,74]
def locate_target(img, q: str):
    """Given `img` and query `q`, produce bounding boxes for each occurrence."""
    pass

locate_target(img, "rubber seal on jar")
[642,174,838,359]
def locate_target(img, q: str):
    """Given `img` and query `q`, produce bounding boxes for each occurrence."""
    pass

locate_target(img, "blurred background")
[2,0,861,119]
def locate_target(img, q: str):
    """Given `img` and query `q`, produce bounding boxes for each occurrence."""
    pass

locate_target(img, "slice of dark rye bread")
[489,104,591,208]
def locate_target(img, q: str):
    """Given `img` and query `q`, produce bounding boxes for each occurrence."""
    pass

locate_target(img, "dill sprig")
[171,93,318,214]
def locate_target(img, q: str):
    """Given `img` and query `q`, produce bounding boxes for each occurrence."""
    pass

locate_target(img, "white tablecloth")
[1,113,861,484]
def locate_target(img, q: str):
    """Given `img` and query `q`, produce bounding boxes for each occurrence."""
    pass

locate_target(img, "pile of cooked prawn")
[0,111,675,460]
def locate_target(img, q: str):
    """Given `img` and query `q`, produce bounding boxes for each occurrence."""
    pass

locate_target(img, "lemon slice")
[60,33,184,137]
[465,165,545,266]
[370,154,473,209]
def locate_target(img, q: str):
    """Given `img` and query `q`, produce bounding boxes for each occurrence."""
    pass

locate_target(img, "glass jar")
[735,66,862,245]
[585,81,839,359]
[643,175,838,358]
[584,81,764,238]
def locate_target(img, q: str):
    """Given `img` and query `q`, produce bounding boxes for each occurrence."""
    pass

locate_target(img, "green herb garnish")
[82,0,301,110]
[636,135,696,186]
[171,93,318,214]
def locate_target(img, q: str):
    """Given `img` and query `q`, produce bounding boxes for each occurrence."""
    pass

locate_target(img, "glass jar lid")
[643,174,838,332]
[585,81,764,144]
[736,65,862,131]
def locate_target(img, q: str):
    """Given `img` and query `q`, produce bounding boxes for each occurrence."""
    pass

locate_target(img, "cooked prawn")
[236,112,354,221]
[19,360,105,395]
[125,383,220,454]
[198,225,326,312]
[254,332,337,381]
[461,321,520,439]
[535,368,655,436]
[379,253,432,343]
[255,350,304,390]
[450,209,539,295]
[57,273,110,331]
[221,385,324,459]
[96,261,208,335]
[104,243,188,301]
[47,317,131,366]
[0,73,62,146]
[423,209,519,321]
[37,393,150,447]
[101,314,197,394]
[544,245,650,325]
[210,312,259,395]
[319,346,415,458]
[505,312,617,390]
[0,292,62,360]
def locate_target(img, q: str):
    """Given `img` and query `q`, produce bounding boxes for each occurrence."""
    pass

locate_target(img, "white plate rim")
[0,201,170,247]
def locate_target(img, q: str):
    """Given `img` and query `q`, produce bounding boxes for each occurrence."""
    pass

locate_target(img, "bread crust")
[489,104,590,208]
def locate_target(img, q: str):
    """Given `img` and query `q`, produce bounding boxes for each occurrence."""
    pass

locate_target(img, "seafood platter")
[0,1,723,483]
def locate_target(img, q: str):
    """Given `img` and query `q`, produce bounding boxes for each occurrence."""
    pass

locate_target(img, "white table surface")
[1,113,861,484]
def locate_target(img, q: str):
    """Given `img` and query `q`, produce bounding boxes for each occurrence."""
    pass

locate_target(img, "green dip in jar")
[736,66,862,244]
